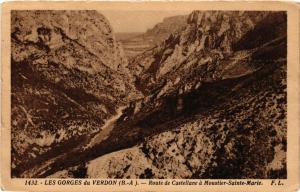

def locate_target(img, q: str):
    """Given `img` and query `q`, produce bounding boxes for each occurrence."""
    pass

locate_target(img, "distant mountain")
[116,15,188,59]
[115,32,144,41]
[144,15,188,45]
[115,33,153,59]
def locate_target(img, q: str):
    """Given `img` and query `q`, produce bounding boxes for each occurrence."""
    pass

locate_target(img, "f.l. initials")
[271,180,284,186]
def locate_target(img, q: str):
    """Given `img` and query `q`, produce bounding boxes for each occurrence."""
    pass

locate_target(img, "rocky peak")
[133,11,286,96]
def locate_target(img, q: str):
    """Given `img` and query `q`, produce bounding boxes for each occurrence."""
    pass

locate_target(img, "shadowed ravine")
[19,57,285,178]
[85,106,127,149]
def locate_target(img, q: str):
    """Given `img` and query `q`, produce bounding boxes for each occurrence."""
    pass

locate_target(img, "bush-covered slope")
[11,10,140,177]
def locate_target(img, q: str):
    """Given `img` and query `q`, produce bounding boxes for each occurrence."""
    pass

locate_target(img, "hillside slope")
[47,11,287,179]
[11,10,140,177]
[86,60,286,179]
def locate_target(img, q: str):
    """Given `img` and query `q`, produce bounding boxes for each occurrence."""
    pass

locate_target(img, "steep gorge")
[78,11,287,179]
[11,10,287,179]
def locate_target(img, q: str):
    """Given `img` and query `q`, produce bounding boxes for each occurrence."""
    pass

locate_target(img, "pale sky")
[100,10,191,33]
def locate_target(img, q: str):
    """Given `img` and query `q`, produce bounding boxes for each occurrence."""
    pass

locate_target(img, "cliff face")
[11,10,140,177]
[73,11,286,179]
[133,11,286,95]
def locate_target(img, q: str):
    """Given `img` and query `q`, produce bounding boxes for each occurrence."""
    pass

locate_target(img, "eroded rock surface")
[84,60,286,179]
[76,11,287,179]
[11,10,140,177]
[133,11,286,95]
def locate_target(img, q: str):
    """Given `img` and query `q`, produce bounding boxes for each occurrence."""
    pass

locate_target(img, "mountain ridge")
[116,14,188,60]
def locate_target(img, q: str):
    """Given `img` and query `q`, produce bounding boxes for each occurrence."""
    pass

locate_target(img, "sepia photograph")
[10,9,288,179]
[1,1,299,192]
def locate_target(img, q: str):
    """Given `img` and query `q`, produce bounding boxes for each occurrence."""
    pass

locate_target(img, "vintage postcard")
[1,1,299,192]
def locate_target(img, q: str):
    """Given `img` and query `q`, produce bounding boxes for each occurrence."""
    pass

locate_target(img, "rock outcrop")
[132,11,286,95]
[11,10,140,177]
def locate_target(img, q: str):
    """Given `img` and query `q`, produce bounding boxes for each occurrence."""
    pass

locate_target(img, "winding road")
[19,106,127,178]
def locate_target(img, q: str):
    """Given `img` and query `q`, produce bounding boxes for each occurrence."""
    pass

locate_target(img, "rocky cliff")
[11,10,140,177]
[131,12,285,94]
[68,11,286,179]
